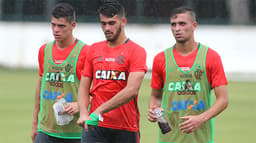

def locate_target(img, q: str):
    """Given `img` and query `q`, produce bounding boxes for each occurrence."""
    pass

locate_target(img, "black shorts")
[35,131,80,143]
[81,126,140,143]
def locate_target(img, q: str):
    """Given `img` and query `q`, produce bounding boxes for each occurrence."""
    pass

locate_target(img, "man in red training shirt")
[77,1,147,143]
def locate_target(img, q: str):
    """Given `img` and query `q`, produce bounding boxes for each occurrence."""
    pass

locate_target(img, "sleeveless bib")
[38,40,84,139]
[160,44,214,143]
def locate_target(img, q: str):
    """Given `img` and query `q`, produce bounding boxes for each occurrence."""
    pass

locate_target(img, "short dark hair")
[170,6,196,21]
[98,0,125,18]
[52,3,76,23]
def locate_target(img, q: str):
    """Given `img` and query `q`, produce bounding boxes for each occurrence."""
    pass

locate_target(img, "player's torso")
[90,42,131,96]
[89,41,140,132]
[160,44,214,143]
[38,41,84,138]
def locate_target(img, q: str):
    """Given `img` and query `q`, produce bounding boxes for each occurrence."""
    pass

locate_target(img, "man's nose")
[104,24,111,31]
[53,26,60,32]
[174,24,181,31]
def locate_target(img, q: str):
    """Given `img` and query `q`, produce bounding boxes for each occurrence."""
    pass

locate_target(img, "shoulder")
[204,46,224,72]
[80,44,90,53]
[154,51,165,62]
[91,41,106,47]
[39,43,47,54]
[200,44,220,57]
[127,40,144,50]
[205,47,221,60]
[87,41,106,52]
[126,40,146,57]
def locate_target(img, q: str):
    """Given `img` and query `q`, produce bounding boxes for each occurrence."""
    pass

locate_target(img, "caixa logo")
[171,100,205,111]
[42,90,73,102]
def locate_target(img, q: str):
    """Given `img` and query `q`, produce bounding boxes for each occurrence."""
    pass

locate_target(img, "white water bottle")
[53,96,74,125]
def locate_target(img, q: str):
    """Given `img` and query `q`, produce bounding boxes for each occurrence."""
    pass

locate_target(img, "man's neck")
[175,40,198,56]
[56,36,75,49]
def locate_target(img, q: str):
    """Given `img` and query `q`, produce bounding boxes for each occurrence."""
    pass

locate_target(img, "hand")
[77,115,89,130]
[64,102,79,115]
[147,107,163,122]
[31,123,37,143]
[179,115,204,134]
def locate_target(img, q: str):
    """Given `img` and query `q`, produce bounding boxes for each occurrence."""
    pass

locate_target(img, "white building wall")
[0,22,255,80]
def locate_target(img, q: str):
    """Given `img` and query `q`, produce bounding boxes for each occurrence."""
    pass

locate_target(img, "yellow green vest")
[38,40,84,139]
[160,44,214,143]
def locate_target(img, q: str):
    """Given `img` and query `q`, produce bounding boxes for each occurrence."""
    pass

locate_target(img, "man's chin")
[54,38,62,42]
[106,37,115,42]
[176,38,186,43]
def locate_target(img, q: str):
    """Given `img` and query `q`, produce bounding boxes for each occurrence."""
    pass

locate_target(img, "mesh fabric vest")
[160,44,214,143]
[38,40,84,139]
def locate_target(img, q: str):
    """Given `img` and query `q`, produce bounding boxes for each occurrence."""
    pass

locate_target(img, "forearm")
[199,85,228,122]
[32,78,41,127]
[78,92,90,116]
[148,88,163,108]
[94,72,145,115]
[78,76,91,116]
[95,86,137,115]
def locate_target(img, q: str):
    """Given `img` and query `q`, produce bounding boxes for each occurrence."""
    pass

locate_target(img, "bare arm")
[199,85,228,121]
[148,88,163,122]
[31,77,42,143]
[93,71,145,115]
[77,76,92,128]
[180,85,228,133]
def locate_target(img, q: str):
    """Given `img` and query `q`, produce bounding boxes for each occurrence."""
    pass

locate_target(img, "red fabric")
[82,40,147,132]
[151,46,228,89]
[38,40,89,80]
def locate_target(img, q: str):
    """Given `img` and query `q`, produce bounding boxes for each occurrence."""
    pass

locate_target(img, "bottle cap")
[56,95,62,100]
[152,105,158,110]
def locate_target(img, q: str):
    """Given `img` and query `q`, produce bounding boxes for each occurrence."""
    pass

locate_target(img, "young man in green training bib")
[148,7,228,143]
[31,3,89,143]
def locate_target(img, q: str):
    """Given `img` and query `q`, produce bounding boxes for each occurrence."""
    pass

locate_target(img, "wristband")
[85,113,100,126]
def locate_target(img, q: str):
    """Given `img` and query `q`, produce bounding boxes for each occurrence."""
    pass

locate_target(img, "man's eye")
[109,22,115,25]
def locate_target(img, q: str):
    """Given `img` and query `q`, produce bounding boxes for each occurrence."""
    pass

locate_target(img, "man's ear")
[193,21,197,30]
[121,17,127,27]
[72,21,76,29]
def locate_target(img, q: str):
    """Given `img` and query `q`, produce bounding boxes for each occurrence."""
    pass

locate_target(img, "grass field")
[0,68,255,143]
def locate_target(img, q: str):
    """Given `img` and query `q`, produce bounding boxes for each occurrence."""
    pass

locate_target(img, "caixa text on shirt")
[168,80,201,95]
[95,70,126,80]
[171,100,205,111]
[42,90,73,102]
[44,72,75,83]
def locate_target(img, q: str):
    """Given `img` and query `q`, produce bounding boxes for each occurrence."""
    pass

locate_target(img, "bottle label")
[53,100,74,126]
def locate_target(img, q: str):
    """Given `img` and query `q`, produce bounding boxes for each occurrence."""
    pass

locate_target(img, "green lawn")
[0,68,255,143]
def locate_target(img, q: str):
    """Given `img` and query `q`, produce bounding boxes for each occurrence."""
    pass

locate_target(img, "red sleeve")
[129,45,147,73]
[81,45,93,78]
[76,44,89,80]
[205,48,228,88]
[151,51,166,89]
[38,44,47,77]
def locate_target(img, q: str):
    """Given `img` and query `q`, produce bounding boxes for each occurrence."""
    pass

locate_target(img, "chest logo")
[117,55,125,64]
[194,64,204,80]
[95,70,126,81]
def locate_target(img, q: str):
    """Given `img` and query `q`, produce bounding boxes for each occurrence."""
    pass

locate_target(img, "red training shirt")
[82,40,147,132]
[151,45,228,89]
